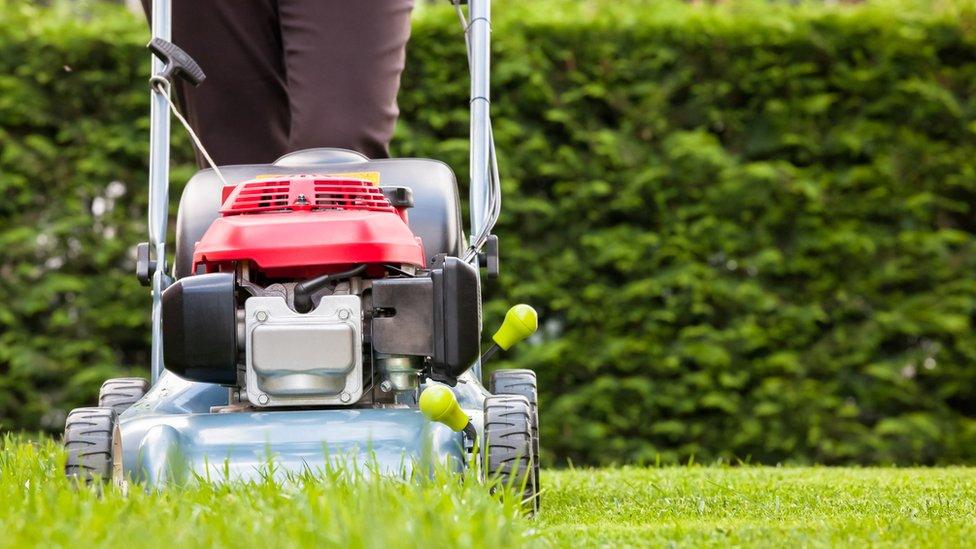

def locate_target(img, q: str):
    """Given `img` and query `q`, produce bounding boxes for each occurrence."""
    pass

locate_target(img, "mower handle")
[147,0,173,384]
[148,38,206,88]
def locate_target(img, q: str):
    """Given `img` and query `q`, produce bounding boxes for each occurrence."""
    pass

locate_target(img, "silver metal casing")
[244,295,363,407]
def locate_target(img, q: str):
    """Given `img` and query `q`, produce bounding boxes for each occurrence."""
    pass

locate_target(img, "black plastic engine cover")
[431,257,481,383]
[371,278,434,356]
[161,272,238,385]
[371,257,481,385]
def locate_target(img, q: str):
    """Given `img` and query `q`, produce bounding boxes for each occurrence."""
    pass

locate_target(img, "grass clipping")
[0,435,534,548]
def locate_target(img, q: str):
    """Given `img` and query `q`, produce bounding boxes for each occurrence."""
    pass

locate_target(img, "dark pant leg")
[276,0,414,159]
[141,0,290,167]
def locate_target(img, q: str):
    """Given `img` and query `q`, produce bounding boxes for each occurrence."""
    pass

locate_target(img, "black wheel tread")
[490,369,541,510]
[483,395,536,511]
[98,377,149,415]
[63,407,116,481]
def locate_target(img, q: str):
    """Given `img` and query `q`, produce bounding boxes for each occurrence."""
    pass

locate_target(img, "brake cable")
[150,76,230,189]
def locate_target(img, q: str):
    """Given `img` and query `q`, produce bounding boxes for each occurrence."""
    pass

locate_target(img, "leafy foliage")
[2,0,976,465]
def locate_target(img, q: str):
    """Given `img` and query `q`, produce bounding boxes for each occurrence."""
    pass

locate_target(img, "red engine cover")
[192,175,425,277]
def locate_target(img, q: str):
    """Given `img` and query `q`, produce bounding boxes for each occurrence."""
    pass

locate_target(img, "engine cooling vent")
[220,175,395,215]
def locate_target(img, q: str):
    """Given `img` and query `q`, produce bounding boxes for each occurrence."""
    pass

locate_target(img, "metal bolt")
[340,392,351,403]
[257,393,270,405]
[255,310,269,322]
[379,380,394,393]
[337,308,350,321]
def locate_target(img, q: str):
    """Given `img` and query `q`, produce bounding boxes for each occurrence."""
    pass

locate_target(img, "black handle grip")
[148,38,206,87]
[136,242,155,286]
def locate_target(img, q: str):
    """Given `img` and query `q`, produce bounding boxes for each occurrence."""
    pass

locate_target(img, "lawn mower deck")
[115,371,481,485]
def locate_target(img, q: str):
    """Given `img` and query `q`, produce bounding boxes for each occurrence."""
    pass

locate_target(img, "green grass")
[2,437,975,548]
[540,467,976,547]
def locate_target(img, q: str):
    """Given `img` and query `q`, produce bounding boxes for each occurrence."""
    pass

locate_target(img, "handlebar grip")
[148,38,206,87]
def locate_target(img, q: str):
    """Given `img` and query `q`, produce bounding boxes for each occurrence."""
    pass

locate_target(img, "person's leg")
[277,0,414,159]
[141,0,290,166]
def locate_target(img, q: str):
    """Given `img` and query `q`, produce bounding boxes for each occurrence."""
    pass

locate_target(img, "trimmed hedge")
[3,0,976,465]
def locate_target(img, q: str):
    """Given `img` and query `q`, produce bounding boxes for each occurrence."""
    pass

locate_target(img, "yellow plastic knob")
[492,304,539,351]
[419,384,469,432]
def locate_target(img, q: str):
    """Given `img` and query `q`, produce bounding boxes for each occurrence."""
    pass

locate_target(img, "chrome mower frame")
[121,0,499,486]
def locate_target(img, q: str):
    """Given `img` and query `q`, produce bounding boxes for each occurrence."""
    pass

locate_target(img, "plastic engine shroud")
[192,175,426,277]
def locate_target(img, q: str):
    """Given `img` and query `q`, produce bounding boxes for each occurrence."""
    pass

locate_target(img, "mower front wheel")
[483,395,537,513]
[98,377,149,415]
[64,407,117,481]
[490,369,540,501]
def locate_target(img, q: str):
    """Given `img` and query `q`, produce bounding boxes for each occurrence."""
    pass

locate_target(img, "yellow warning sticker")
[253,171,382,185]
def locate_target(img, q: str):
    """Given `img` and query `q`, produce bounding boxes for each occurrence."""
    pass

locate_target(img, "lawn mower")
[62,0,540,505]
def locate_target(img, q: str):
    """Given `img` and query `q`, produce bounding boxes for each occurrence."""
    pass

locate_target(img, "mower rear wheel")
[98,377,149,415]
[490,369,540,502]
[64,407,117,481]
[483,395,537,513]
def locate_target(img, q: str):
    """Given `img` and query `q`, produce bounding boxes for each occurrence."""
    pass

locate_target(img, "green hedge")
[3,0,976,465]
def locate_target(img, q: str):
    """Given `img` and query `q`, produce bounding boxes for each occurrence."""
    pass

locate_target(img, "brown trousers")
[142,0,414,167]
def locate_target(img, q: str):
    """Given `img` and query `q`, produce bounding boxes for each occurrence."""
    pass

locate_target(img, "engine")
[161,174,481,408]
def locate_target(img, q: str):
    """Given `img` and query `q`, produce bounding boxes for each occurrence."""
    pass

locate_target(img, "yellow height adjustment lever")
[481,304,538,363]
[419,384,476,438]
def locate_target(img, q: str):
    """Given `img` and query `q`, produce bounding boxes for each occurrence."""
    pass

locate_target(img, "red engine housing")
[192,175,425,278]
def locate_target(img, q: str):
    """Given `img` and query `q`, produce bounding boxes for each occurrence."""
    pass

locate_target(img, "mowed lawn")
[541,467,976,547]
[2,437,975,548]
